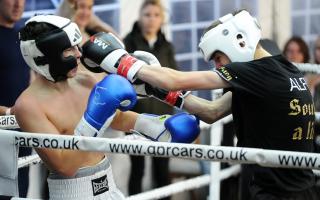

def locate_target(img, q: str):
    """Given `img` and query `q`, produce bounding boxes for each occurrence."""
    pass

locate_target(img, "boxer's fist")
[81,32,146,82]
[133,112,200,143]
[75,74,137,137]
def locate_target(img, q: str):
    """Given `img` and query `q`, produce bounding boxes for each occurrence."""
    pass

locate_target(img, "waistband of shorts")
[47,162,117,199]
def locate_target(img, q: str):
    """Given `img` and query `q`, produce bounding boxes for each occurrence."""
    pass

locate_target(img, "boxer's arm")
[182,91,232,124]
[111,92,232,127]
[15,96,93,177]
[81,32,230,91]
[110,111,138,132]
[137,67,230,91]
[109,110,200,143]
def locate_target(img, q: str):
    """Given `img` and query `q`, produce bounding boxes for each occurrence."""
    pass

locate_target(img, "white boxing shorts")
[47,157,125,200]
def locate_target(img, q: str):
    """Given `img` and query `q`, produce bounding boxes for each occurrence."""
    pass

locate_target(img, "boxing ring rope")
[128,175,210,200]
[16,134,149,169]
[294,62,320,74]
[3,128,319,199]
[0,115,20,129]
[3,129,320,170]
[18,154,41,169]
[14,158,240,200]
[127,164,240,200]
[3,110,320,199]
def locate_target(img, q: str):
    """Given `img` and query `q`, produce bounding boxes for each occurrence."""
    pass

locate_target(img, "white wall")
[120,0,143,39]
[258,0,291,50]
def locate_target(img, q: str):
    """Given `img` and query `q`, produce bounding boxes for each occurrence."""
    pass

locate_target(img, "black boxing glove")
[81,32,146,82]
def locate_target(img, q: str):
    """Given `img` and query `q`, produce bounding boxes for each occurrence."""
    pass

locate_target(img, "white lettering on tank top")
[289,77,308,91]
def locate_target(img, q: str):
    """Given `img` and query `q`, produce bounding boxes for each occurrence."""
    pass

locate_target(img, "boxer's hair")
[20,21,57,41]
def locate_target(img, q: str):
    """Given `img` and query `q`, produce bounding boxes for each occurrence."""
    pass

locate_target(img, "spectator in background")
[283,36,310,63]
[123,0,178,198]
[56,0,118,36]
[312,36,320,92]
[314,36,320,65]
[312,36,320,155]
[0,0,31,197]
[309,37,320,98]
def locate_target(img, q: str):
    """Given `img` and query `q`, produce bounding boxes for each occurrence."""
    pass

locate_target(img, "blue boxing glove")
[132,112,200,143]
[74,74,137,137]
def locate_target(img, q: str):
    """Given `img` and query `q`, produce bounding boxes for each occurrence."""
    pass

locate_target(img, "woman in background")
[283,36,310,63]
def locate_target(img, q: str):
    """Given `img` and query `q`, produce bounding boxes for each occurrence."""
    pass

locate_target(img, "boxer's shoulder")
[14,87,45,127]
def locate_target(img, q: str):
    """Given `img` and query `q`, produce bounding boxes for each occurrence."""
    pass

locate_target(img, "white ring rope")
[18,154,42,169]
[200,114,233,129]
[2,129,320,170]
[2,166,240,200]
[294,62,320,74]
[127,175,211,200]
[16,134,147,169]
[0,115,19,129]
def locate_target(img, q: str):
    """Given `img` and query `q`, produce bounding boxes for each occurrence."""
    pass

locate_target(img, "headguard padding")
[20,15,82,82]
[199,10,261,62]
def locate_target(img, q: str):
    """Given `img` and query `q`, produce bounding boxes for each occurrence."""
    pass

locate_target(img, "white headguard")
[20,15,82,82]
[199,10,261,62]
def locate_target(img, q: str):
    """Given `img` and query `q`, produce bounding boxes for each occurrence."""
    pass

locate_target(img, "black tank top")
[216,55,315,194]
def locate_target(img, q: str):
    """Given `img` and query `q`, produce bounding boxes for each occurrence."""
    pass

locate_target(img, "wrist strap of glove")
[74,113,115,137]
[144,83,190,109]
[74,116,98,137]
[175,91,191,109]
[133,114,171,142]
[165,91,181,106]
[164,91,191,109]
[117,55,145,82]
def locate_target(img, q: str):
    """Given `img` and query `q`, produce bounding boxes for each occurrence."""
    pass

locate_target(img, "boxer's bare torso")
[15,71,104,176]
